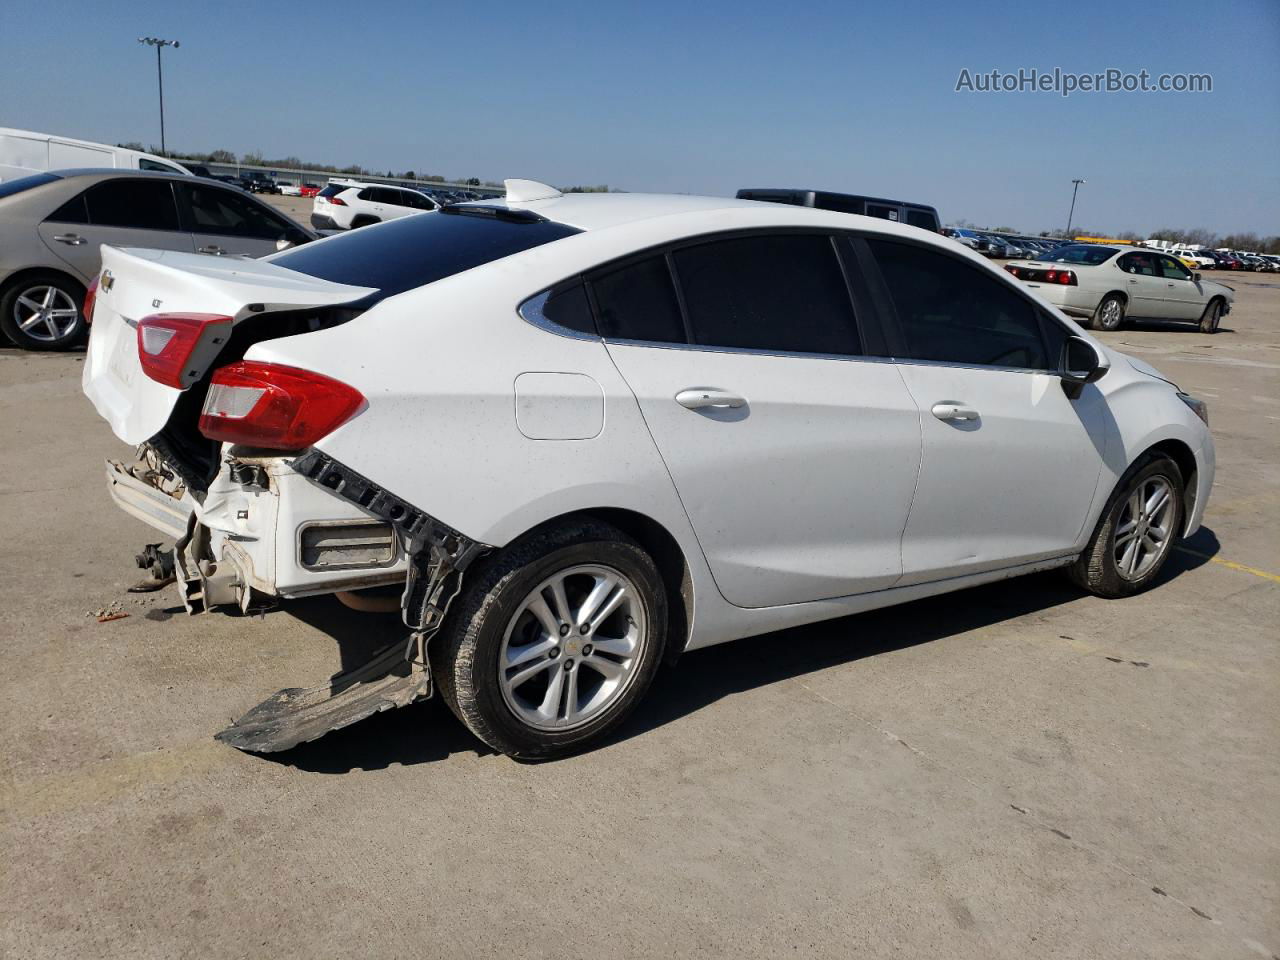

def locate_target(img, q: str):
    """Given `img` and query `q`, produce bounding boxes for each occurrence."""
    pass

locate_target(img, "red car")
[298,183,322,198]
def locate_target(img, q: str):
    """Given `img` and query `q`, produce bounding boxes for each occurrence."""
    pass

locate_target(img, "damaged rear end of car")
[82,243,494,752]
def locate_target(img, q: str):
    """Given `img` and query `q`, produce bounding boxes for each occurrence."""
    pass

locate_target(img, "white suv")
[310,179,438,230]
[83,180,1214,760]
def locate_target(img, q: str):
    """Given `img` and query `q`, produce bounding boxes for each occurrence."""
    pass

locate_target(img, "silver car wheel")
[13,285,79,342]
[1113,477,1176,581]
[1099,298,1123,330]
[499,563,647,732]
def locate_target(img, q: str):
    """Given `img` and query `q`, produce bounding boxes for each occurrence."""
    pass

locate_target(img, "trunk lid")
[83,245,375,445]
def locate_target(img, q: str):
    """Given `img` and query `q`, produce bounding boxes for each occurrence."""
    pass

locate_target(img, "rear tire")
[1089,293,1125,332]
[0,272,87,351]
[1198,299,1222,334]
[431,519,667,759]
[1068,453,1185,598]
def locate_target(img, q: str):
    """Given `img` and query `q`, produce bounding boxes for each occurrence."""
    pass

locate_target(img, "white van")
[0,127,191,182]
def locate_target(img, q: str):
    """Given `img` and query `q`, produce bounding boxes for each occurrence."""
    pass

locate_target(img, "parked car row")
[942,228,1067,260]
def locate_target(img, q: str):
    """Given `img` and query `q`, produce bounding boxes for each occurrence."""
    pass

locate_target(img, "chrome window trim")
[518,288,600,342]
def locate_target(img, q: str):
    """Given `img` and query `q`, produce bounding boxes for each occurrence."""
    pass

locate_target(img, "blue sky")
[2,0,1277,235]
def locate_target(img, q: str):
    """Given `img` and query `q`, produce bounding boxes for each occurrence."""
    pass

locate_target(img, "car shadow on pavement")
[261,528,1222,773]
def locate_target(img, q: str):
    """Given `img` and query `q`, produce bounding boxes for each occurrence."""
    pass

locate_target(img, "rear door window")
[47,192,89,224]
[84,179,180,231]
[673,234,861,356]
[589,255,687,344]
[868,237,1050,370]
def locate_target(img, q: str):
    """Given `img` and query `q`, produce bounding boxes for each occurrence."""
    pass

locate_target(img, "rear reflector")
[199,361,365,451]
[84,274,100,325]
[137,313,233,389]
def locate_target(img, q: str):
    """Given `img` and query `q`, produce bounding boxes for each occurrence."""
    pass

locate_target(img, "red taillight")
[136,313,233,389]
[1057,270,1076,285]
[1004,265,1020,278]
[329,196,346,206]
[84,274,100,325]
[199,361,365,451]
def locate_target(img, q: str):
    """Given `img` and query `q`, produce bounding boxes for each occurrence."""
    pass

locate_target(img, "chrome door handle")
[53,233,85,245]
[198,245,226,255]
[675,388,746,410]
[931,402,980,422]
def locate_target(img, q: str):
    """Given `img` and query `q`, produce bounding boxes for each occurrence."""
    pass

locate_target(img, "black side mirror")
[1059,335,1109,398]
[1192,271,1201,282]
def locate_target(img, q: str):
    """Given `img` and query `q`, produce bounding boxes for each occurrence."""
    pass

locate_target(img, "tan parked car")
[1003,243,1235,334]
[0,169,316,350]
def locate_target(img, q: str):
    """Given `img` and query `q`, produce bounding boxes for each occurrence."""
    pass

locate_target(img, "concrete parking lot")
[2,268,1277,959]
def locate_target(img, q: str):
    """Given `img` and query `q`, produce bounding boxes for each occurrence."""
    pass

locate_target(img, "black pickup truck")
[238,171,279,194]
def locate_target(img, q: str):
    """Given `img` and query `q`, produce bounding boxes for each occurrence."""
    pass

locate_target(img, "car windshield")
[271,207,582,304]
[0,172,61,199]
[1040,244,1119,265]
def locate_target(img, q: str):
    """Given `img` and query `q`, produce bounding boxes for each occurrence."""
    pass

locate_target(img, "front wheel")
[1090,293,1125,332]
[1068,454,1185,598]
[431,519,667,759]
[1198,299,1222,334]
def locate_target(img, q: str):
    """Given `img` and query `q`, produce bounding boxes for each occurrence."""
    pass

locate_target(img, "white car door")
[1115,250,1165,318]
[1154,254,1207,319]
[862,236,1107,585]
[597,234,922,608]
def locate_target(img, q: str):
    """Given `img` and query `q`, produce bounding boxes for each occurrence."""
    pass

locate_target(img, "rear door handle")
[53,233,85,245]
[198,245,227,255]
[931,402,980,422]
[675,388,746,410]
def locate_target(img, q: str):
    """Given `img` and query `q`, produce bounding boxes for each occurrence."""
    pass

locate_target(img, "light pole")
[137,37,180,155]
[1065,178,1086,238]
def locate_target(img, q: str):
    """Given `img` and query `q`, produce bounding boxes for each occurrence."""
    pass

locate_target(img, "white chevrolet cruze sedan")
[82,180,1215,758]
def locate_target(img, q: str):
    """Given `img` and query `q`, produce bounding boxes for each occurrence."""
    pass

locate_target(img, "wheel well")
[0,266,88,301]
[1104,290,1128,306]
[1144,439,1198,532]
[520,508,692,667]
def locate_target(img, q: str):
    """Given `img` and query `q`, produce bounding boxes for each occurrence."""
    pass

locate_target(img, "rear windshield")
[1041,244,1119,265]
[271,208,581,301]
[0,172,61,199]
[318,184,349,198]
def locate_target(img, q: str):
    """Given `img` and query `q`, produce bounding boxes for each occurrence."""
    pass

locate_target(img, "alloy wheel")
[1113,476,1176,581]
[498,564,647,731]
[1099,299,1122,330]
[12,285,79,342]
